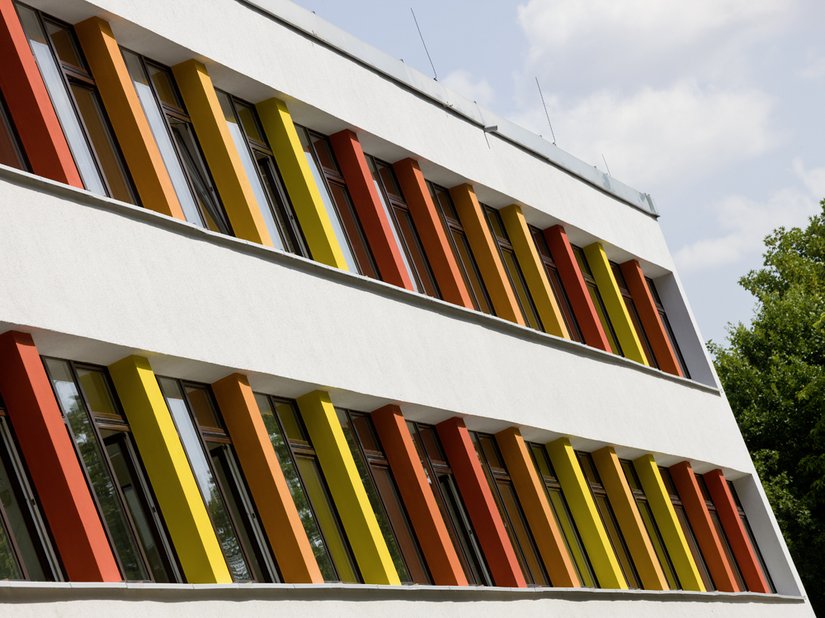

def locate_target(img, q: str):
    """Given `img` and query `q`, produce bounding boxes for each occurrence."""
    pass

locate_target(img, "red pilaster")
[0,0,82,186]
[436,416,526,587]
[670,461,739,592]
[620,260,683,376]
[0,331,120,581]
[703,470,771,593]
[543,225,611,351]
[371,405,467,585]
[329,129,414,290]
[393,158,474,308]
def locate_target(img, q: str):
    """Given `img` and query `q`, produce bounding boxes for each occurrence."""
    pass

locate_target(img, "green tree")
[709,199,825,614]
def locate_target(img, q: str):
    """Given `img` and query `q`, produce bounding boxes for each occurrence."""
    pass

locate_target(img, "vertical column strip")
[329,129,413,289]
[543,226,611,350]
[74,17,185,220]
[592,446,668,590]
[296,390,400,585]
[703,469,771,593]
[545,438,627,589]
[171,59,273,246]
[620,260,683,376]
[495,428,580,587]
[393,158,474,308]
[448,184,525,325]
[670,462,740,592]
[108,355,231,583]
[436,417,526,587]
[0,0,82,186]
[633,455,705,591]
[582,243,648,364]
[371,405,467,585]
[500,205,569,338]
[212,373,323,583]
[255,98,348,268]
[0,331,119,581]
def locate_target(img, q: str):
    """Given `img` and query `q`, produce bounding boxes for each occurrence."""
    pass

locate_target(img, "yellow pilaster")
[592,447,668,590]
[296,390,400,585]
[172,60,273,246]
[500,204,569,338]
[546,438,627,589]
[449,184,525,325]
[633,455,705,591]
[582,243,648,364]
[74,17,185,220]
[108,355,231,583]
[255,98,349,269]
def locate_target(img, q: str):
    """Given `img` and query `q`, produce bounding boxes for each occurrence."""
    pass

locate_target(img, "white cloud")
[441,69,495,107]
[514,81,778,191]
[674,159,825,274]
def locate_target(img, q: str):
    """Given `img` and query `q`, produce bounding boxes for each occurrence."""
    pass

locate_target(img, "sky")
[292,0,825,345]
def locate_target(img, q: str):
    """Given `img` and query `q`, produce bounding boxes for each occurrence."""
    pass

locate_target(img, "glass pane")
[19,5,106,196]
[431,184,459,221]
[296,456,358,583]
[674,504,714,590]
[46,358,147,580]
[377,162,402,198]
[122,50,203,225]
[438,474,491,586]
[0,514,22,579]
[104,436,172,582]
[217,92,286,251]
[502,250,541,330]
[255,154,305,255]
[76,367,124,422]
[452,229,493,314]
[310,134,340,173]
[146,64,183,111]
[498,480,548,586]
[351,414,381,454]
[183,384,222,432]
[297,128,359,272]
[589,285,622,355]
[274,401,309,445]
[637,501,679,589]
[0,95,26,170]
[370,162,417,291]
[255,395,337,581]
[158,377,252,582]
[44,20,85,70]
[235,102,265,144]
[328,181,378,279]
[594,494,639,588]
[394,207,440,298]
[709,509,746,590]
[548,489,597,587]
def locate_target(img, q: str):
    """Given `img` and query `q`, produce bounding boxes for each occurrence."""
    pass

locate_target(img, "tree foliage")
[709,199,825,612]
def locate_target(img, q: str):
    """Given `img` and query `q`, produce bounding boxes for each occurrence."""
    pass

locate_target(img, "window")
[471,432,549,586]
[483,206,542,330]
[659,467,715,590]
[528,443,597,587]
[44,359,180,582]
[576,451,640,588]
[158,378,279,582]
[429,182,494,315]
[367,156,440,298]
[611,263,657,368]
[216,91,309,256]
[729,481,775,593]
[296,126,378,278]
[0,402,62,580]
[338,409,431,584]
[646,277,691,378]
[697,476,746,590]
[529,226,584,342]
[573,246,623,355]
[17,5,137,202]
[407,421,491,586]
[620,460,680,589]
[253,394,360,583]
[0,92,29,171]
[121,50,232,234]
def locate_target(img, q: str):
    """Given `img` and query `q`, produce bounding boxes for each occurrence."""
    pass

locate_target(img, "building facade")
[0,0,814,615]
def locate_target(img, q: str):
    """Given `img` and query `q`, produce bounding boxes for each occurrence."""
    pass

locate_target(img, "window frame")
[0,90,30,171]
[610,262,658,368]
[572,245,623,355]
[645,277,691,378]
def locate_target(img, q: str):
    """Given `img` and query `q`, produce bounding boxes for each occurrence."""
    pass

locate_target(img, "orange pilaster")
[212,373,323,583]
[393,158,474,308]
[543,225,611,351]
[371,405,467,586]
[0,0,82,186]
[670,462,739,592]
[436,417,526,587]
[329,129,414,289]
[0,331,120,581]
[495,427,580,587]
[619,260,683,376]
[703,470,771,593]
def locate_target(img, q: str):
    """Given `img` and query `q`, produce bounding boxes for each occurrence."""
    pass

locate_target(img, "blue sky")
[292,0,825,344]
